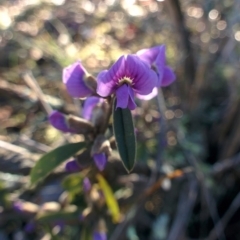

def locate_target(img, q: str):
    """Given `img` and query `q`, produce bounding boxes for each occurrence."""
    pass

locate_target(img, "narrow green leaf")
[30,142,85,185]
[97,174,121,223]
[112,99,136,172]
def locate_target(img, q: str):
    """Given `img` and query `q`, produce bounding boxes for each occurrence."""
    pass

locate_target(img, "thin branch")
[177,133,226,240]
[0,139,38,159]
[167,179,198,240]
[207,191,240,240]
[156,89,167,167]
[22,71,53,115]
[210,151,240,176]
[16,135,52,153]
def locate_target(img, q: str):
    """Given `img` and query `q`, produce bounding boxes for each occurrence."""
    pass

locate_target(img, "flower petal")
[82,97,102,120]
[93,232,107,240]
[116,84,129,109]
[127,86,137,110]
[24,222,36,233]
[136,46,162,65]
[154,45,166,86]
[124,55,157,95]
[65,160,81,172]
[13,201,23,212]
[63,61,93,98]
[97,56,126,97]
[136,87,158,100]
[93,153,107,171]
[161,66,176,87]
[49,111,75,133]
[83,177,91,192]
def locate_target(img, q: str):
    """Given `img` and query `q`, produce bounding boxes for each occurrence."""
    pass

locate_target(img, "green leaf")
[112,99,136,172]
[30,142,86,185]
[97,174,121,223]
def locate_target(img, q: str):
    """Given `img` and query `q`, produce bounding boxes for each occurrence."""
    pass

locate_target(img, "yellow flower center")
[118,76,133,86]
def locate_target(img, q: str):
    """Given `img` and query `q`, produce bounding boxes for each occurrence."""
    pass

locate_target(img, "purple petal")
[127,86,137,110]
[13,201,23,212]
[97,54,157,100]
[116,84,137,110]
[161,66,176,87]
[93,153,107,171]
[93,232,107,240]
[97,56,126,97]
[65,160,81,172]
[54,221,65,230]
[82,97,103,120]
[154,45,166,86]
[124,55,157,95]
[63,61,93,98]
[137,45,165,65]
[83,177,91,192]
[49,111,76,133]
[136,87,158,100]
[116,84,129,109]
[24,222,36,233]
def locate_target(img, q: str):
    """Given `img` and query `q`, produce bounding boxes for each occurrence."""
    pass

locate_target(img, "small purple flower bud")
[83,177,91,192]
[93,232,107,240]
[82,97,103,121]
[96,54,157,110]
[54,220,65,230]
[93,153,107,171]
[24,222,36,233]
[49,111,76,133]
[63,61,93,98]
[65,160,81,172]
[79,213,84,221]
[13,201,23,213]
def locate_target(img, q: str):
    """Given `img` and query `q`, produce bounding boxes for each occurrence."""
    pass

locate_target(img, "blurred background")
[0,0,240,239]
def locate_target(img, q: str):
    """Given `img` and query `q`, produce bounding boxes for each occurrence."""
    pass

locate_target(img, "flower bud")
[82,97,108,130]
[63,61,94,98]
[91,135,112,156]
[65,160,81,172]
[67,115,95,134]
[93,219,107,240]
[24,221,36,233]
[49,111,76,133]
[84,74,97,93]
[83,177,91,192]
[91,135,112,171]
[93,232,107,240]
[93,153,107,171]
[13,201,23,213]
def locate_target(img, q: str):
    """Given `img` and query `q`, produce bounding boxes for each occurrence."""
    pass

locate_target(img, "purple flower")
[137,45,176,87]
[63,61,93,98]
[83,177,91,192]
[93,232,107,240]
[96,54,157,110]
[13,201,23,213]
[93,153,107,171]
[24,222,36,233]
[82,97,104,121]
[65,160,81,172]
[54,220,65,231]
[49,110,75,133]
